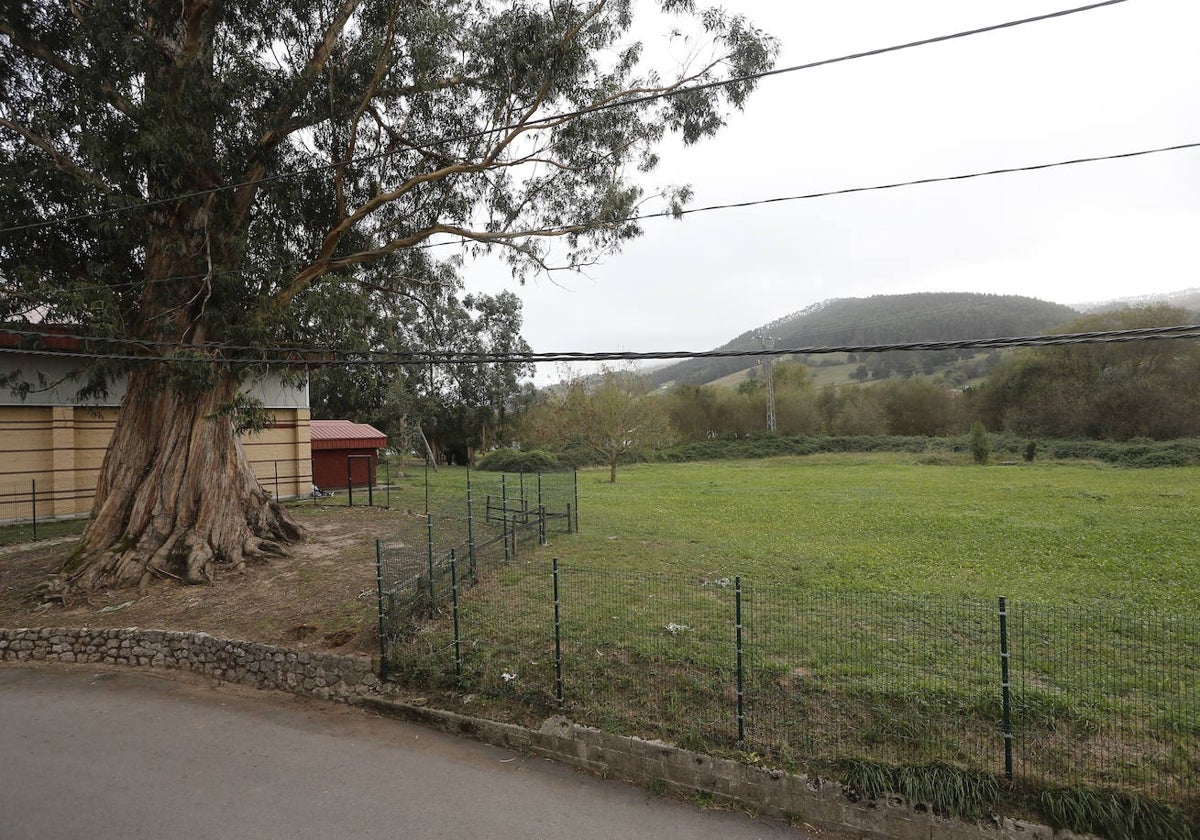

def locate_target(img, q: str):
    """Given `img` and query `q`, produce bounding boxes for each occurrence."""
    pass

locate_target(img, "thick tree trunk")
[47,371,303,595]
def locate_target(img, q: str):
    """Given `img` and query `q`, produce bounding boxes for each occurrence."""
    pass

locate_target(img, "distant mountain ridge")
[645,292,1080,388]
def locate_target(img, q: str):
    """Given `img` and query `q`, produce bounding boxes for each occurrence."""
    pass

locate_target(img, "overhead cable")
[2,323,1197,368]
[10,136,1199,301]
[0,0,1129,236]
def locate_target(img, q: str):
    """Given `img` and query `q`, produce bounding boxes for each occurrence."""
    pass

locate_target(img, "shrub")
[970,422,991,465]
[475,448,560,473]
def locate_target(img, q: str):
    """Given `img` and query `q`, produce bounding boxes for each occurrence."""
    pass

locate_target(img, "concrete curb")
[0,626,1094,840]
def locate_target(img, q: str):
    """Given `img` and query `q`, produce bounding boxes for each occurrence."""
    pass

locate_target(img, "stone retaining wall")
[0,626,387,702]
[0,627,1091,840]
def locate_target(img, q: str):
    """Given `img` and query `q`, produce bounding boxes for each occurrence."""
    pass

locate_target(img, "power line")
[0,0,1130,236]
[45,135,1197,295]
[3,323,1197,368]
[417,140,1200,242]
[11,134,1196,300]
[635,142,1200,221]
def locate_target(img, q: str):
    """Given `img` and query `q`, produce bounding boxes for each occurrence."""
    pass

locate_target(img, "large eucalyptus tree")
[0,0,775,592]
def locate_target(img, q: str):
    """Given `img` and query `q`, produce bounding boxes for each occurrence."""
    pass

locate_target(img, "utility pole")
[756,334,778,433]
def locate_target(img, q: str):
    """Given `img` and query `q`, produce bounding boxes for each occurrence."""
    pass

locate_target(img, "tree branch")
[231,0,362,228]
[343,0,402,167]
[0,116,118,194]
[0,20,136,118]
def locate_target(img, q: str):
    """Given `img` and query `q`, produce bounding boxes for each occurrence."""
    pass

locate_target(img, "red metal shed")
[310,420,387,490]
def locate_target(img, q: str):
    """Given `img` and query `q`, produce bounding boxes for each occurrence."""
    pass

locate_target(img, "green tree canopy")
[978,305,1200,440]
[0,0,776,592]
[522,367,672,482]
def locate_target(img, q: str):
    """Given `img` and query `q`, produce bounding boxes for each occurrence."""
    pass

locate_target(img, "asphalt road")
[0,666,838,840]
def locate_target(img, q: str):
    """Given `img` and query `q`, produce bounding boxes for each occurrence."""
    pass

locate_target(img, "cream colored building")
[0,353,311,522]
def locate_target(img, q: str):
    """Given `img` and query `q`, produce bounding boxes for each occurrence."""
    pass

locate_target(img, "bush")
[970,422,991,465]
[526,434,1200,468]
[475,448,560,473]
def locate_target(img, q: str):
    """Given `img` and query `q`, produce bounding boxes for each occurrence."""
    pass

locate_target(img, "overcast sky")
[461,0,1200,381]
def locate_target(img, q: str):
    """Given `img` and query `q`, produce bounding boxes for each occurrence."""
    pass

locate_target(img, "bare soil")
[0,505,423,657]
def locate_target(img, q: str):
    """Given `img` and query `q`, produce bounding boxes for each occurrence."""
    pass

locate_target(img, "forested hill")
[646,293,1080,387]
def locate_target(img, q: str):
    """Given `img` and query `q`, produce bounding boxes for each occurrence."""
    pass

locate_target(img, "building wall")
[0,407,312,524]
[312,447,376,490]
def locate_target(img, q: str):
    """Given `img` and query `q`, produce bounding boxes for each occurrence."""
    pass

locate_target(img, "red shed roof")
[309,419,387,451]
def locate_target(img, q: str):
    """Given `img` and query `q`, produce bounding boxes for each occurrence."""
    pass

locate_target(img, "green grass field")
[381,455,1199,822]
[557,454,1200,611]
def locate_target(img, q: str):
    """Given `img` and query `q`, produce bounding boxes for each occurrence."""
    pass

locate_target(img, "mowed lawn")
[553,454,1198,611]
[388,456,1198,807]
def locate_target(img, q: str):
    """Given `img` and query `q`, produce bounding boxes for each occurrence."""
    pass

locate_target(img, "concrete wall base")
[0,626,1096,840]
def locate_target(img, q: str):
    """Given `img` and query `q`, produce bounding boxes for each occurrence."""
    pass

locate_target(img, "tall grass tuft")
[1039,787,1195,840]
[838,759,999,821]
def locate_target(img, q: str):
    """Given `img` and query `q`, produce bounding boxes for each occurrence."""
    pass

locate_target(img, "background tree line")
[479,305,1200,477]
[323,302,1199,477]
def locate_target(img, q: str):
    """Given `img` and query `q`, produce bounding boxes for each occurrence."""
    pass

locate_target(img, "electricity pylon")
[757,334,778,433]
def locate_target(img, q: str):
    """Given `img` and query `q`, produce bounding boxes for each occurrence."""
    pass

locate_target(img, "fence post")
[553,558,563,708]
[537,472,543,521]
[736,575,745,744]
[998,596,1014,780]
[374,540,388,680]
[502,477,511,564]
[466,471,476,580]
[450,549,462,679]
[274,462,280,502]
[427,514,436,619]
[538,504,546,546]
[573,469,579,532]
[30,479,38,541]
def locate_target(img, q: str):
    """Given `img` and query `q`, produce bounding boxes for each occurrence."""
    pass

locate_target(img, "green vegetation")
[969,422,991,465]
[380,456,1200,834]
[558,456,1199,610]
[839,759,1000,821]
[519,368,673,482]
[978,305,1200,440]
[476,448,562,473]
[0,517,88,548]
[503,303,1200,468]
[1039,788,1195,840]
[653,433,1200,466]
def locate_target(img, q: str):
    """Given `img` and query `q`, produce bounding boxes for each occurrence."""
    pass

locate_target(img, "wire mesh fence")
[740,587,1000,774]
[1007,601,1200,805]
[378,561,1199,817]
[0,479,91,544]
[374,469,579,676]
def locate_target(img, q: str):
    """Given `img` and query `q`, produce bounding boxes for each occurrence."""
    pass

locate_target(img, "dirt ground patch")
[0,506,424,657]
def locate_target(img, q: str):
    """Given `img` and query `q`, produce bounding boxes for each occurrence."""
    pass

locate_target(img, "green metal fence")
[374,470,578,677]
[0,480,91,545]
[378,561,1199,819]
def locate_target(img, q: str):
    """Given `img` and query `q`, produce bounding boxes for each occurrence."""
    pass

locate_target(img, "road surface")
[0,666,843,840]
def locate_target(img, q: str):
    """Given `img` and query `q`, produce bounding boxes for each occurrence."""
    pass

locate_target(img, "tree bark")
[47,370,303,595]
